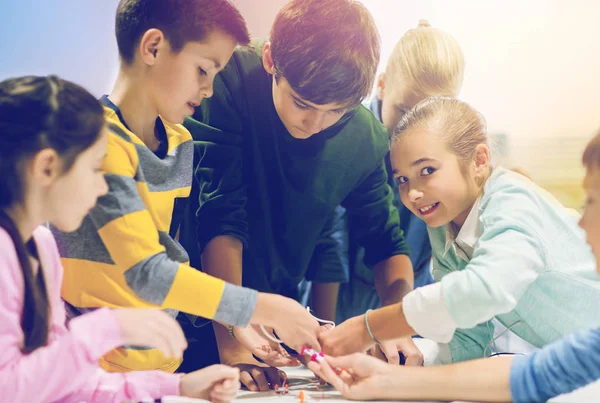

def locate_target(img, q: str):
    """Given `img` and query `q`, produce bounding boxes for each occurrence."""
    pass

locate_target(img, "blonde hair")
[392,97,488,167]
[386,20,465,98]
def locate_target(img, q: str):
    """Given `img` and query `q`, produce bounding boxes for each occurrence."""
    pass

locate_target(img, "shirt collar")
[100,95,169,159]
[364,95,382,122]
[444,196,483,262]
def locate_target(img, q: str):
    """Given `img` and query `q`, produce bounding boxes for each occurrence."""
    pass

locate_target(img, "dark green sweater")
[180,43,409,298]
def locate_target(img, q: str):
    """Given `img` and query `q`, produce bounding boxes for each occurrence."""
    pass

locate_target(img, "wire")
[488,352,525,358]
[484,320,524,357]
[307,306,336,328]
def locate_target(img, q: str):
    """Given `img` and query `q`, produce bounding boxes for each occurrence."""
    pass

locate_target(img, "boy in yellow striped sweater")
[52,0,321,376]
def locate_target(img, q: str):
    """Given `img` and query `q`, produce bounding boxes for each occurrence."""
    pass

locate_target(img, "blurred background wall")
[2,0,598,207]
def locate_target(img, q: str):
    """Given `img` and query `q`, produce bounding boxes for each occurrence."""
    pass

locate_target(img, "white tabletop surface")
[234,366,600,402]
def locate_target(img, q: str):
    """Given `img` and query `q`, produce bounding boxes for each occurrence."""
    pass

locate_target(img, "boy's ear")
[139,28,166,66]
[376,72,386,101]
[30,148,62,187]
[262,42,275,75]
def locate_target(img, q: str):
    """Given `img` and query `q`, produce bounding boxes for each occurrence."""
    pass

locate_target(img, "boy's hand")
[112,308,187,359]
[180,364,240,403]
[269,296,321,354]
[234,325,301,367]
[222,350,288,392]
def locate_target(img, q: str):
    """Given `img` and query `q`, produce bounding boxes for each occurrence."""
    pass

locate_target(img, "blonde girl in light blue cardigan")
[321,97,600,364]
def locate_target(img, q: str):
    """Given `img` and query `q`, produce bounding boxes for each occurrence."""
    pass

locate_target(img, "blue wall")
[0,0,120,96]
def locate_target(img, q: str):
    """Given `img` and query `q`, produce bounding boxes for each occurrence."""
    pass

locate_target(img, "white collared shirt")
[402,197,482,343]
[444,196,482,262]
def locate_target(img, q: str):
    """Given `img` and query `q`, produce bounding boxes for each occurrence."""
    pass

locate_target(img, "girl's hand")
[180,365,240,403]
[306,353,398,401]
[112,308,187,359]
[320,314,373,357]
[369,336,424,366]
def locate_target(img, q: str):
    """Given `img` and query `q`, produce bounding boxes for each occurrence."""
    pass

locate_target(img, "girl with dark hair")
[0,75,240,403]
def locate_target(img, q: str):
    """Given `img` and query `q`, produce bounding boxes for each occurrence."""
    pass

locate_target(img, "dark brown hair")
[269,0,380,107]
[0,75,104,353]
[116,0,250,64]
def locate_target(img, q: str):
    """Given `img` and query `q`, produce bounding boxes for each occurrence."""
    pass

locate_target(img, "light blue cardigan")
[428,168,600,362]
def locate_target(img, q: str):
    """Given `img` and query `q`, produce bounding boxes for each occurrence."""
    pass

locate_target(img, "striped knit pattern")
[53,105,227,372]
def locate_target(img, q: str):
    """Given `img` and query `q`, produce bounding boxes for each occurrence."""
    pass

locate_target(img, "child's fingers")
[324,353,362,371]
[162,331,181,359]
[249,367,270,391]
[153,331,176,359]
[264,367,287,390]
[212,380,242,403]
[379,342,400,365]
[221,379,241,392]
[323,354,360,383]
[201,365,240,384]
[156,313,187,357]
[213,380,237,392]
[153,320,185,359]
[252,348,276,362]
[317,324,333,339]
[280,347,301,366]
[240,371,258,392]
[308,357,346,392]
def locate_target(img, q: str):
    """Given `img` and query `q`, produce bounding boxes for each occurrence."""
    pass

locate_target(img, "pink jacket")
[0,226,181,402]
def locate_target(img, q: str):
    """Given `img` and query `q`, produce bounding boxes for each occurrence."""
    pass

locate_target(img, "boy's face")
[271,76,349,139]
[580,167,600,273]
[149,29,237,124]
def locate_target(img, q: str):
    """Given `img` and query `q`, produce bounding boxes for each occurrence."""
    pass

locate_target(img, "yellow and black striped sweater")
[53,98,257,373]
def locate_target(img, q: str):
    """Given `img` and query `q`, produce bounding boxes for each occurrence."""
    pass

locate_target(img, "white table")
[235,366,600,402]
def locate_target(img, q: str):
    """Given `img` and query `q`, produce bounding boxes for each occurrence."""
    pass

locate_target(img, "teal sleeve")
[448,321,494,363]
[441,191,544,329]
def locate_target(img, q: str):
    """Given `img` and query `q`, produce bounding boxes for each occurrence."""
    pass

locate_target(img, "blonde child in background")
[334,20,464,364]
[312,127,600,402]
[0,75,239,403]
[377,20,464,135]
[322,97,600,366]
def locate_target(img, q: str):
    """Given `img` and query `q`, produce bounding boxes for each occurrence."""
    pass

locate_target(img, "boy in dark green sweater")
[179,0,422,389]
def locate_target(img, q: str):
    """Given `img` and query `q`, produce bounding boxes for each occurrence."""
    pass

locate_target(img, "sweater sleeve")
[0,227,127,402]
[29,228,182,403]
[510,328,600,403]
[86,128,256,327]
[341,159,409,267]
[62,368,181,403]
[305,207,349,283]
[440,191,544,329]
[0,268,123,403]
